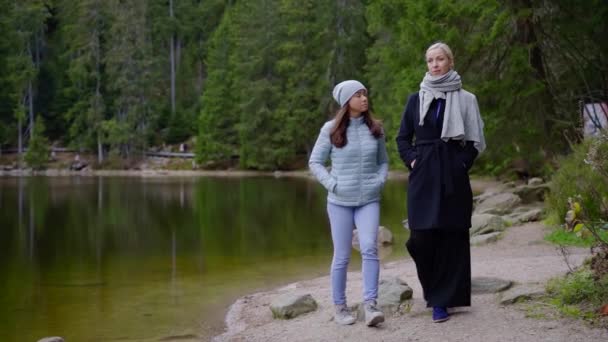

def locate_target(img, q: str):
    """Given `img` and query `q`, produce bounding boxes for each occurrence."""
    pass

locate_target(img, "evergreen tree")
[0,0,13,153]
[58,0,107,163]
[148,0,227,146]
[5,0,50,167]
[366,0,502,166]
[275,0,338,164]
[24,118,49,169]
[0,0,604,171]
[326,0,369,88]
[197,6,239,166]
[230,0,284,169]
[104,0,157,158]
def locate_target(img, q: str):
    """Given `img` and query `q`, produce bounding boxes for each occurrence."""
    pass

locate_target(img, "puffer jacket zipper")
[357,122,363,205]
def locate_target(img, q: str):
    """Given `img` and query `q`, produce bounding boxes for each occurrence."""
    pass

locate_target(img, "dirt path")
[213,222,608,342]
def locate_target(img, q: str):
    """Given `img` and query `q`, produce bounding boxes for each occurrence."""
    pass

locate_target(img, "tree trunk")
[197,35,204,94]
[17,114,22,169]
[513,0,554,139]
[95,25,103,164]
[28,80,34,136]
[169,0,176,114]
[197,59,204,94]
[27,38,35,135]
[176,37,182,70]
[97,134,103,164]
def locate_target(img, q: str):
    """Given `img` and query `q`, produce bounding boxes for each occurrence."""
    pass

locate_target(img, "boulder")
[527,177,544,186]
[470,214,507,236]
[377,226,393,246]
[37,338,64,342]
[474,192,522,215]
[2,163,16,171]
[354,277,413,320]
[377,276,413,307]
[511,183,550,203]
[471,277,513,294]
[270,293,317,319]
[474,188,502,205]
[471,232,501,245]
[505,206,544,225]
[352,226,393,250]
[70,161,88,171]
[500,284,545,305]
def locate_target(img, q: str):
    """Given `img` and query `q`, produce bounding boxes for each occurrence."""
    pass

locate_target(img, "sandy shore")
[213,221,608,342]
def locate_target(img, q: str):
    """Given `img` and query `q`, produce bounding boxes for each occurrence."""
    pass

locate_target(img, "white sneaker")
[364,301,385,327]
[334,304,356,325]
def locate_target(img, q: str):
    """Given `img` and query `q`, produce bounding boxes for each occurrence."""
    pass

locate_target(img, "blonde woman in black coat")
[396,42,485,323]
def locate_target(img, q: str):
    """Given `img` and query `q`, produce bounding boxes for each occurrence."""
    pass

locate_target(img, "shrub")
[546,267,608,322]
[546,133,608,233]
[547,268,605,305]
[24,119,50,170]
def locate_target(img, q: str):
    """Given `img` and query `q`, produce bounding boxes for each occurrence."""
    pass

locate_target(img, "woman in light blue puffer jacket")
[309,80,388,327]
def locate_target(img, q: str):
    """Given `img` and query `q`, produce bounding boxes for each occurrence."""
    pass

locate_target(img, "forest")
[0,0,606,172]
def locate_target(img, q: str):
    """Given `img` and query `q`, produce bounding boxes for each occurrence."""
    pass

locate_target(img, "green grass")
[545,228,608,247]
[545,267,608,324]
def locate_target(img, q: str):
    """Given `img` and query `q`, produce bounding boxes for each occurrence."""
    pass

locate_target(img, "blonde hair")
[426,42,454,69]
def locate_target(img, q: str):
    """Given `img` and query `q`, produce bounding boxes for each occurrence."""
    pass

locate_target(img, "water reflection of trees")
[0,176,411,341]
[0,177,413,270]
[190,177,338,277]
[0,177,334,265]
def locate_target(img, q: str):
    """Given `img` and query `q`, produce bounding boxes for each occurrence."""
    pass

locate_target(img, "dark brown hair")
[330,106,383,148]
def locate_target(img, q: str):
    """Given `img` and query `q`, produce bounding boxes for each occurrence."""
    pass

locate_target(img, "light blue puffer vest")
[309,117,389,207]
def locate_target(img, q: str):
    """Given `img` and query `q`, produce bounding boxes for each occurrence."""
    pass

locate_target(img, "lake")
[0,176,409,341]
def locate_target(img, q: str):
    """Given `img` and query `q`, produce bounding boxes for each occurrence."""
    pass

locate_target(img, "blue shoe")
[432,307,450,323]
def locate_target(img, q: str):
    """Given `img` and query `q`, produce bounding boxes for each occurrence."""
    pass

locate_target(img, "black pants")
[406,229,471,307]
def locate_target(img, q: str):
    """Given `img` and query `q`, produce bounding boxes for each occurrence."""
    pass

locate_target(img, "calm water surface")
[0,176,408,341]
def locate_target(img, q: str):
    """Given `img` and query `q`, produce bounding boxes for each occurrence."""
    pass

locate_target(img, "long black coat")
[396,92,478,231]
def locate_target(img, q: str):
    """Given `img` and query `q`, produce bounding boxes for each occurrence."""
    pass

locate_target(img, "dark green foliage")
[24,118,49,169]
[197,0,369,170]
[366,0,608,174]
[0,122,11,151]
[166,109,194,145]
[546,134,608,226]
[197,8,239,166]
[0,0,606,170]
[58,0,106,155]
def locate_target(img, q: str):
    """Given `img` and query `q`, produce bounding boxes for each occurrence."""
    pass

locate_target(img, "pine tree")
[24,118,49,169]
[274,0,335,163]
[0,0,13,155]
[197,5,239,166]
[59,0,107,163]
[5,0,50,167]
[104,0,157,158]
[230,0,284,169]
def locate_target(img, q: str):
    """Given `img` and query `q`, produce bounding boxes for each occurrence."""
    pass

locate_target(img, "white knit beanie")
[332,80,366,107]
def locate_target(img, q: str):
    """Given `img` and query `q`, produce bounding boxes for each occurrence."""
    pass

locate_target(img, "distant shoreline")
[0,168,498,193]
[0,168,312,178]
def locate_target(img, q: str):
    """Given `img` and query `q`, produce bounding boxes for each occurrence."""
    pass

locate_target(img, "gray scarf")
[419,70,486,152]
[419,70,462,125]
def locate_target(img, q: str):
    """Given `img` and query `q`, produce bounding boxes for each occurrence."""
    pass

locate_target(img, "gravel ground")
[213,222,608,342]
